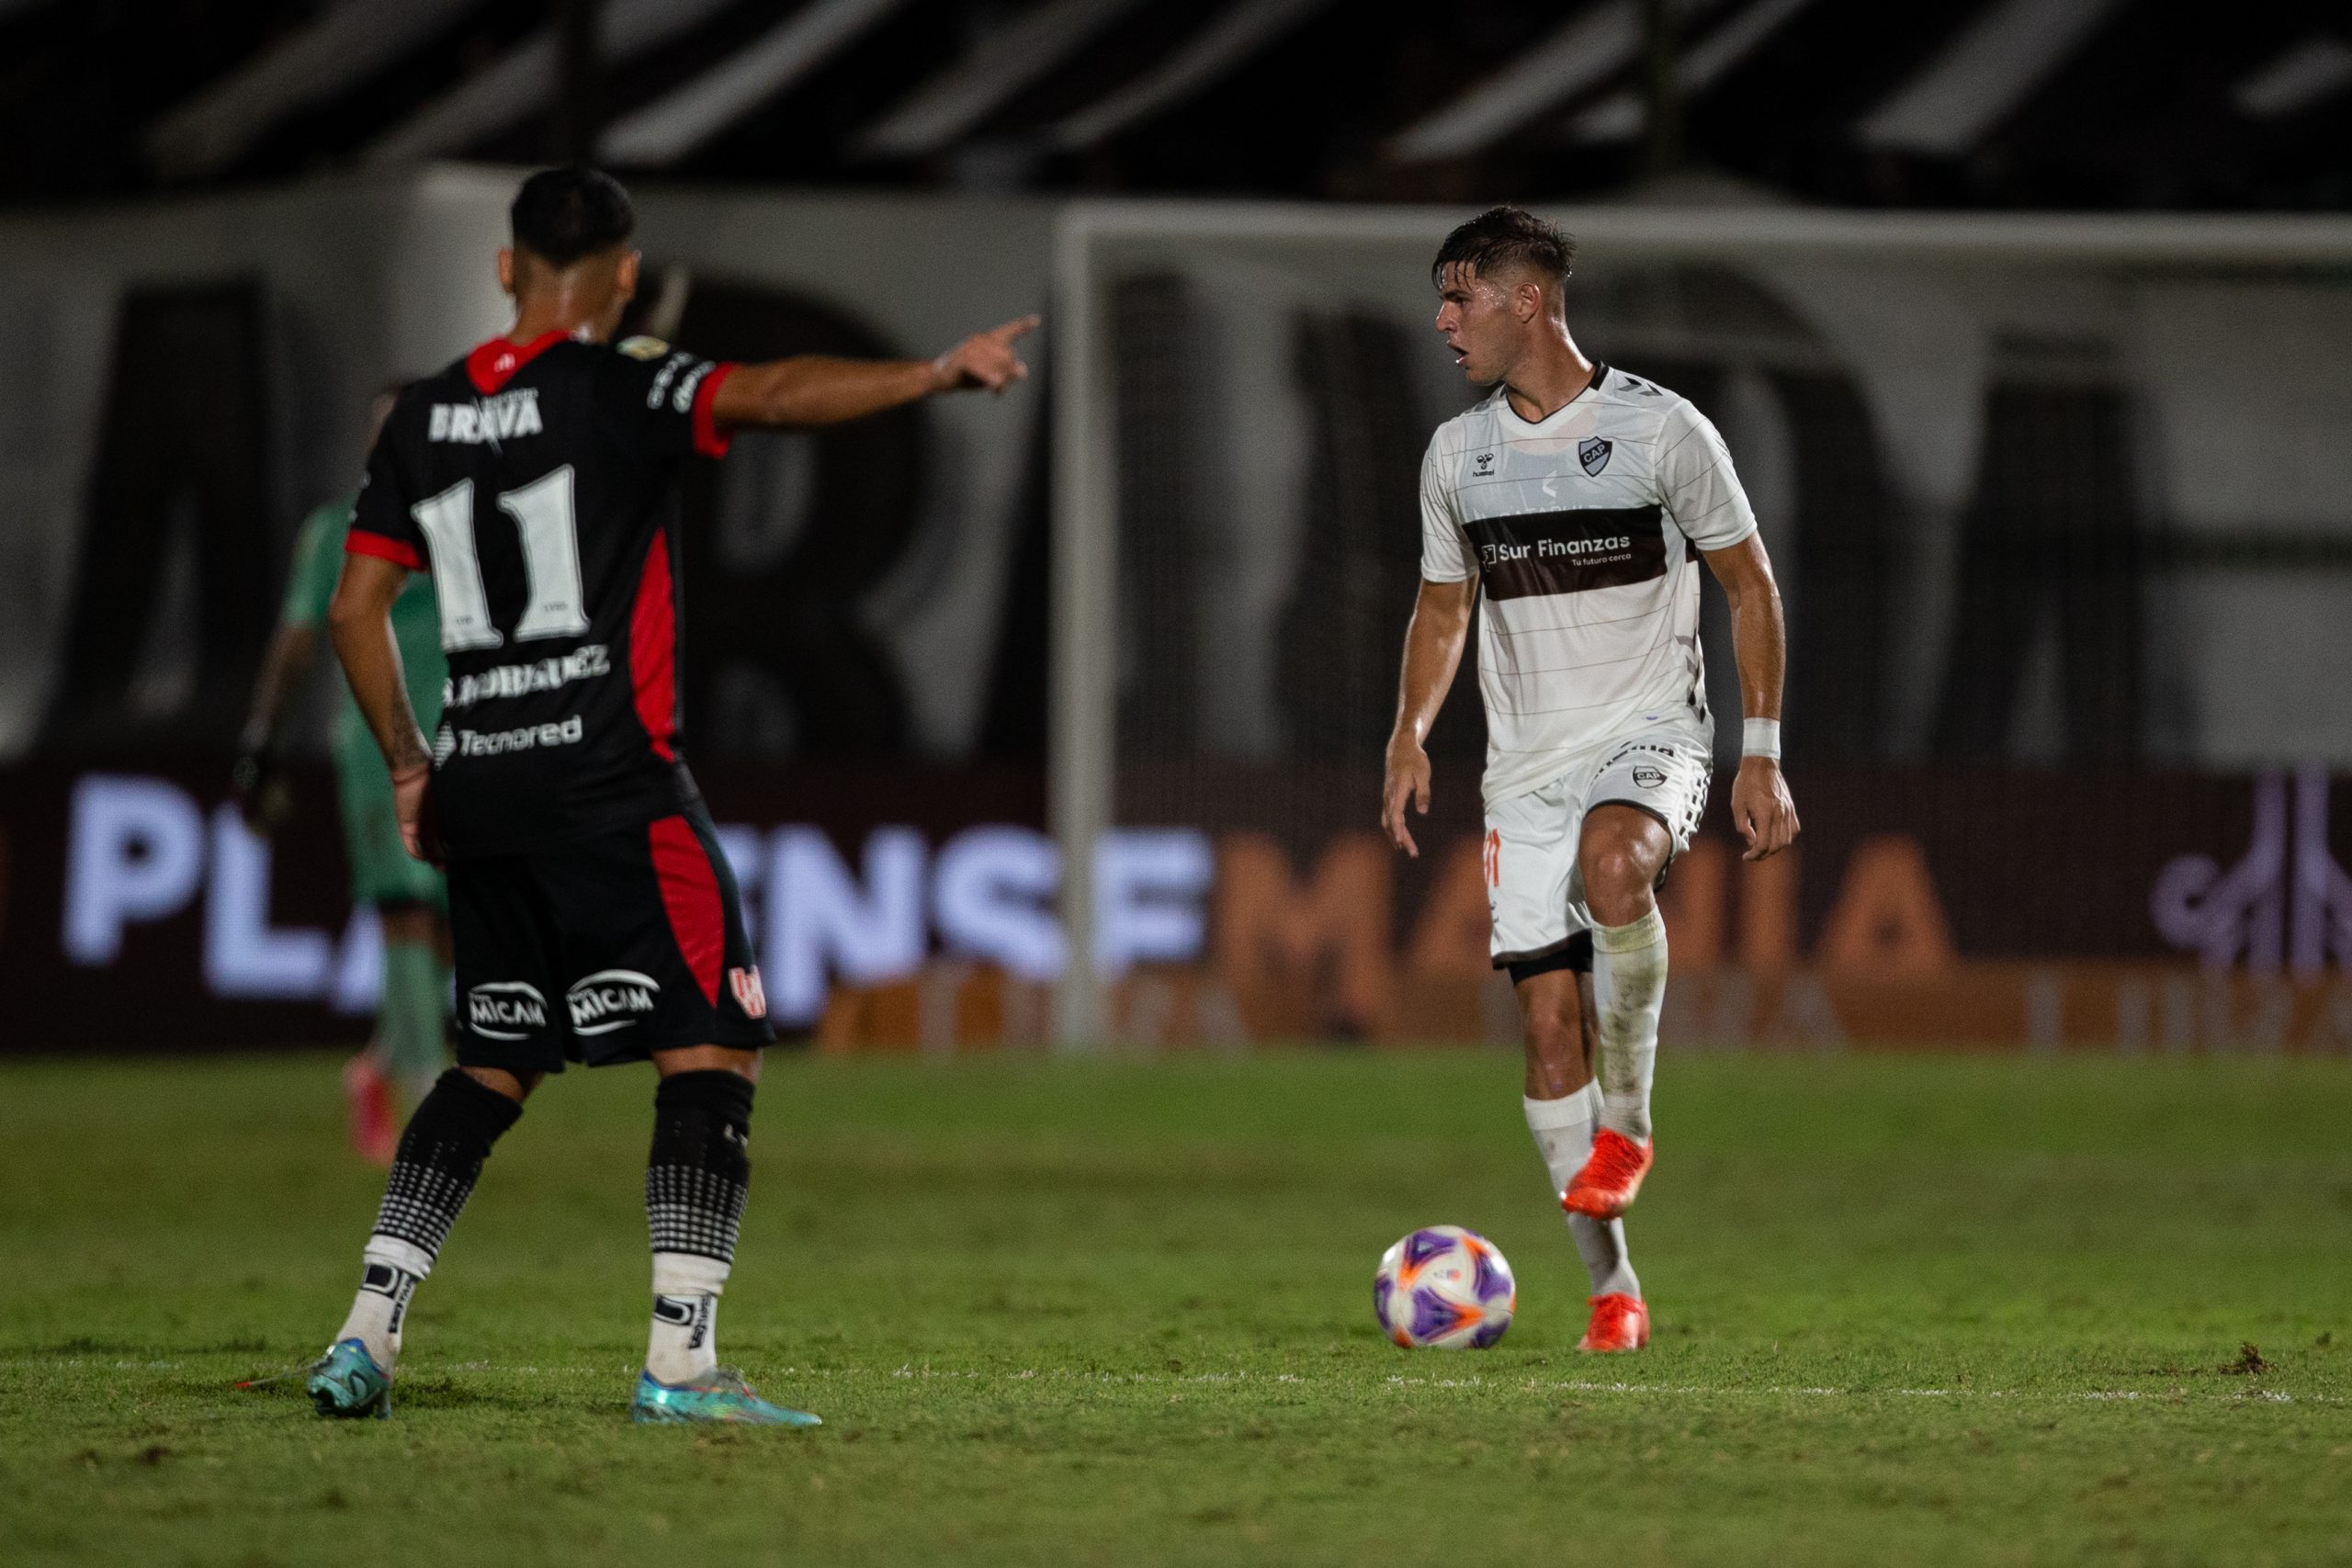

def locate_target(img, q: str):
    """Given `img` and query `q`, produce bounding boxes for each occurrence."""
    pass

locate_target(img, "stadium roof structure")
[6,0,2346,209]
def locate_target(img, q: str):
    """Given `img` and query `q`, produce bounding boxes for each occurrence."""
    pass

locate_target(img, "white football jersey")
[1419,365,1758,806]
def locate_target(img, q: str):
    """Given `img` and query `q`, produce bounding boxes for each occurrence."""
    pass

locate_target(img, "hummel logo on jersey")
[1578,436,1612,476]
[566,969,661,1034]
[444,645,611,711]
[468,981,547,1039]
[429,388,543,445]
[1475,451,1495,474]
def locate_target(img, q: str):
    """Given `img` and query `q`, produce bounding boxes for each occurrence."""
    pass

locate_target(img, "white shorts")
[1484,731,1713,968]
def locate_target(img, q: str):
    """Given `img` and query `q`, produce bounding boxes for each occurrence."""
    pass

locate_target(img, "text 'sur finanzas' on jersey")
[349,331,732,858]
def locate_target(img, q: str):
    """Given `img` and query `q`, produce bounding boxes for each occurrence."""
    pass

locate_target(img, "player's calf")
[312,1067,524,1414]
[643,1067,753,1389]
[629,1066,820,1426]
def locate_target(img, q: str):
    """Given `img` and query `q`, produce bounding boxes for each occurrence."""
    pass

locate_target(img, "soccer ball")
[1374,1225,1515,1348]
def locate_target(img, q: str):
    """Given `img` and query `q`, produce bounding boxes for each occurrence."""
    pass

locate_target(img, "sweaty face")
[1433,262,1520,385]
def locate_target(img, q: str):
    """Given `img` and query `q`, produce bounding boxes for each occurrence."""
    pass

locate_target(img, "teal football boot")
[307,1339,391,1420]
[631,1366,820,1427]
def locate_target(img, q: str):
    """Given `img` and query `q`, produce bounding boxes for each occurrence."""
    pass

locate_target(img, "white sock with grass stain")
[1592,908,1667,1143]
[1524,1086,1640,1299]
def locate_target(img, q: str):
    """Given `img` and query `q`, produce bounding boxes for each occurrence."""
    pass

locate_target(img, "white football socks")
[647,1251,729,1385]
[334,1236,433,1371]
[1523,1087,1640,1300]
[1591,908,1667,1143]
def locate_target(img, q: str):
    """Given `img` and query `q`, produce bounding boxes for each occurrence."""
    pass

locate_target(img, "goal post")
[1047,200,2352,1050]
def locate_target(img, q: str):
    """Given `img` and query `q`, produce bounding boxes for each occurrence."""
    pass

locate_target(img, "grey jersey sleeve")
[1656,400,1758,551]
[1418,433,1476,582]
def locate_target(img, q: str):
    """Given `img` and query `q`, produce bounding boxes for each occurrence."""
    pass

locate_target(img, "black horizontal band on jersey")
[1504,932,1594,986]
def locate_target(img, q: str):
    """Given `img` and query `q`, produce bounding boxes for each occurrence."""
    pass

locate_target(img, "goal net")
[1048,203,2352,1049]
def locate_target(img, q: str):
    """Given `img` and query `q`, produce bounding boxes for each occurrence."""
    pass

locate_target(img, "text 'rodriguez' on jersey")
[348,331,734,857]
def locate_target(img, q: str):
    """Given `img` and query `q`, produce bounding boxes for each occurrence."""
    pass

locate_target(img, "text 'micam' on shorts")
[1484,727,1712,969]
[446,804,775,1072]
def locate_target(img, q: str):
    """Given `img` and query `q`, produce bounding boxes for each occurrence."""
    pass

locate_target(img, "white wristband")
[1742,718,1781,761]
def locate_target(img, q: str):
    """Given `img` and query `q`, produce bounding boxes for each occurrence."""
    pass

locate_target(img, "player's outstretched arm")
[1700,534,1800,862]
[328,551,437,863]
[1382,577,1476,859]
[711,315,1039,431]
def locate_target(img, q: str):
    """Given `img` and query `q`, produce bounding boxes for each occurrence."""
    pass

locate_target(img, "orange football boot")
[1562,1127,1653,1219]
[1578,1292,1649,1353]
[342,1052,397,1167]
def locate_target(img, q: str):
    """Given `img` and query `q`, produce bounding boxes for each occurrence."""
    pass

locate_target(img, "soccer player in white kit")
[1382,208,1799,1353]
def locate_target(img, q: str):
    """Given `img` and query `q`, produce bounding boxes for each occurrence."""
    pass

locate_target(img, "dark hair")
[1430,206,1575,290]
[510,166,635,267]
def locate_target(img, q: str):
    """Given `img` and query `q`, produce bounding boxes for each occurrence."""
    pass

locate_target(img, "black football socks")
[334,1069,523,1368]
[643,1070,754,1384]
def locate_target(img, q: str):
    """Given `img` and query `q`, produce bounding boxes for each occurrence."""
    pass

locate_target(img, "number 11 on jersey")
[410,465,591,651]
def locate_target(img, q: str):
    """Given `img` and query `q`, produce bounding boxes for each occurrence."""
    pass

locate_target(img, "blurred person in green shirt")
[235,384,447,1163]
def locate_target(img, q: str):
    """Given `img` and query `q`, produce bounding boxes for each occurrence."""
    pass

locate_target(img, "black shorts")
[447,806,775,1073]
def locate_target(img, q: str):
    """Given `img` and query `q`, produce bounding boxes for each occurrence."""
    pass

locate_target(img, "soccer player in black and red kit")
[307,168,1035,1425]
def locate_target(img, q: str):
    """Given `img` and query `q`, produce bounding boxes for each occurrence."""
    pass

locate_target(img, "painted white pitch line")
[333,1361,2335,1404]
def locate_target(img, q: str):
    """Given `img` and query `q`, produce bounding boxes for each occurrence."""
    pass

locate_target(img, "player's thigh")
[1574,736,1710,908]
[444,854,568,1075]
[547,809,775,1066]
[1486,776,1588,970]
[654,1043,763,1084]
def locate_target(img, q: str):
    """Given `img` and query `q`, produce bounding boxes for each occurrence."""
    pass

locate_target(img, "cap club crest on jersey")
[1578,435,1612,476]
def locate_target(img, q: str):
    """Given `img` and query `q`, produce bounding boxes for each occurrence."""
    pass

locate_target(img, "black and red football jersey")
[349,331,737,858]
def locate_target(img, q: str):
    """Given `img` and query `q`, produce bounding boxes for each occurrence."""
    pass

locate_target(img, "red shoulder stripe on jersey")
[630,529,677,761]
[345,530,423,570]
[649,816,724,1007]
[466,330,567,395]
[691,361,739,458]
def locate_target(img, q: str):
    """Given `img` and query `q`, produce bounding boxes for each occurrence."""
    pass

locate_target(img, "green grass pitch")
[3,1049,2348,1566]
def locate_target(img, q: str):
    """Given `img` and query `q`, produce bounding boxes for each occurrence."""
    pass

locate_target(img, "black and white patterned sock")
[334,1069,522,1368]
[644,1070,753,1384]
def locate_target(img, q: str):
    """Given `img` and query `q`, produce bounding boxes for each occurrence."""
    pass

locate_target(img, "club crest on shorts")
[729,966,768,1019]
[1578,436,1612,476]
[1632,764,1666,789]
